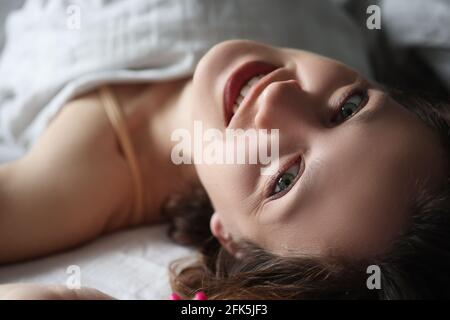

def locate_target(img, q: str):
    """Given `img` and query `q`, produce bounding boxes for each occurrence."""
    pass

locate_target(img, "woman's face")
[188,40,446,259]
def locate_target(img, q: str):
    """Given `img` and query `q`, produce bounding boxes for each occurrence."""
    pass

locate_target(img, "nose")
[254,79,322,134]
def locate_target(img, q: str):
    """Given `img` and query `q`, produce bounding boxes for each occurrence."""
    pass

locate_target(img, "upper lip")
[223,60,280,127]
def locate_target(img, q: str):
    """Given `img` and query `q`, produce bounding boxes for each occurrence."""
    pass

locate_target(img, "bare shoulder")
[0,87,136,263]
[28,87,135,227]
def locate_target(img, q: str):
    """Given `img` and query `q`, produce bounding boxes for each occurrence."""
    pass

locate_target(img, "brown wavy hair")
[162,88,450,300]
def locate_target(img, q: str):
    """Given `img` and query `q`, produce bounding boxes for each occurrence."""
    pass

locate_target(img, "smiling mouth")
[223,61,278,126]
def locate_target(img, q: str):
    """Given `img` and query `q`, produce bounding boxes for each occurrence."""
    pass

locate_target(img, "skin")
[189,40,447,258]
[0,284,113,300]
[0,39,446,298]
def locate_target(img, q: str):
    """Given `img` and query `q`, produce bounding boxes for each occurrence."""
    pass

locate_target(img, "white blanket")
[0,0,371,162]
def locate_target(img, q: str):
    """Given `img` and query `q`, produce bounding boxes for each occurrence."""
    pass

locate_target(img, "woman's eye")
[273,162,300,195]
[335,93,365,122]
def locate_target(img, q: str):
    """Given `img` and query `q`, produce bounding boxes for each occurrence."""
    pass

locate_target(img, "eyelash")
[331,88,369,124]
[266,156,304,200]
[265,87,369,200]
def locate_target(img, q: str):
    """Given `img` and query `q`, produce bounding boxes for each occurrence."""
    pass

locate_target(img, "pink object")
[170,293,182,300]
[170,291,208,300]
[194,292,208,300]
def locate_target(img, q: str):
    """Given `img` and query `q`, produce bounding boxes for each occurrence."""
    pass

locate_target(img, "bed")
[0,225,194,300]
[0,0,449,300]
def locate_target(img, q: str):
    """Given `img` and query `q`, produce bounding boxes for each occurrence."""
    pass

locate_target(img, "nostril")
[283,79,303,91]
[261,79,302,96]
[289,79,303,89]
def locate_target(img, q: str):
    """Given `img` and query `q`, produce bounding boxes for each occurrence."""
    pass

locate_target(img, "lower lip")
[223,61,278,126]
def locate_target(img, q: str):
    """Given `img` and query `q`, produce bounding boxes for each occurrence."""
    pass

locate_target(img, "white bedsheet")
[0,225,194,300]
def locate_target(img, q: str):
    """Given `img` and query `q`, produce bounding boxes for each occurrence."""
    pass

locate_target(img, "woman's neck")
[115,78,200,223]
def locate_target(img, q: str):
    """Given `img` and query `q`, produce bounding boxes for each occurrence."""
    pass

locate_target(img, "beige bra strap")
[98,85,144,220]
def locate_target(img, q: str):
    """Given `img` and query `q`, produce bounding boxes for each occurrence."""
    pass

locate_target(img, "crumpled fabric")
[0,0,371,162]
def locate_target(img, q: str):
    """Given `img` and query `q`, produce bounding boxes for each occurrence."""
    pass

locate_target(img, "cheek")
[189,80,220,126]
[195,163,252,207]
[190,74,231,133]
[316,158,413,257]
[191,43,232,124]
[195,162,263,233]
[292,134,410,257]
[326,203,389,256]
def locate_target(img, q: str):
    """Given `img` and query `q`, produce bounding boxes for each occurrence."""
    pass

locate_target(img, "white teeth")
[233,74,265,113]
[240,84,251,97]
[248,77,260,87]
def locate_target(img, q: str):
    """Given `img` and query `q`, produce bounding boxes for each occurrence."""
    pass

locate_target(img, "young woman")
[1,0,449,299]
[0,38,449,299]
